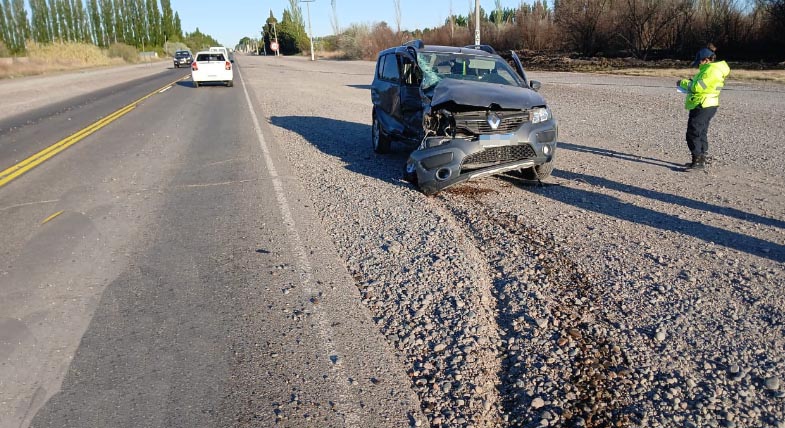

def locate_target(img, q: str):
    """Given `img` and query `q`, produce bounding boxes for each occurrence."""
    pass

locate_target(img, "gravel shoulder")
[0,61,171,121]
[242,55,784,428]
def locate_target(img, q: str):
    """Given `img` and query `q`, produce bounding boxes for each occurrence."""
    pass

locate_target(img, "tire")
[371,113,391,154]
[227,80,234,87]
[193,80,199,88]
[519,160,554,180]
[174,64,179,68]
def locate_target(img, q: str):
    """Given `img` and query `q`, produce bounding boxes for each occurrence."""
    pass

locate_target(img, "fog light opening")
[543,145,551,155]
[436,168,452,181]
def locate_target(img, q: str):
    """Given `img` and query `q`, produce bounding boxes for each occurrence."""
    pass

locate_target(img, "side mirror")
[230,59,235,63]
[530,80,541,92]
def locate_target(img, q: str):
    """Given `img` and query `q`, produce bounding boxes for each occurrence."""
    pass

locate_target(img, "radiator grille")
[462,144,537,167]
[454,110,527,135]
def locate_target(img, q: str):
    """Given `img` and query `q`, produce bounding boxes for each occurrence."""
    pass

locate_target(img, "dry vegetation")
[0,41,151,79]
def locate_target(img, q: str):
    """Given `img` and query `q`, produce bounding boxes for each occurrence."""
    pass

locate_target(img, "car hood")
[426,79,546,111]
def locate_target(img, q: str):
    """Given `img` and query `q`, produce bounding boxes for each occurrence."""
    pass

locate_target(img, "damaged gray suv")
[371,40,558,195]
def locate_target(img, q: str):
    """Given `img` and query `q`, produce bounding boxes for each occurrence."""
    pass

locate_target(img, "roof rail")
[463,44,497,55]
[403,39,425,49]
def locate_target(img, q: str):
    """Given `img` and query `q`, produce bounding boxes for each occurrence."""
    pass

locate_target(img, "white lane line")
[237,69,362,427]
[0,199,60,212]
[158,85,172,93]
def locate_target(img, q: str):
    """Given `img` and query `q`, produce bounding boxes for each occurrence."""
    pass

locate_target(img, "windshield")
[175,51,190,57]
[197,53,225,62]
[417,52,523,89]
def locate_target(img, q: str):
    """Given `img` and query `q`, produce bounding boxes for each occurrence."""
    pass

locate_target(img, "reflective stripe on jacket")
[679,60,730,110]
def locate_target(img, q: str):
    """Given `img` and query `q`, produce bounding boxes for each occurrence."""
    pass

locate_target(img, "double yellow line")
[0,75,188,189]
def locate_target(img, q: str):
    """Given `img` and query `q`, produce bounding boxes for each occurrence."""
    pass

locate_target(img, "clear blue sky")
[171,0,536,47]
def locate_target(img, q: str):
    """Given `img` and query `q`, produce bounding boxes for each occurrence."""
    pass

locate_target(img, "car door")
[398,48,423,140]
[510,51,529,87]
[373,53,403,137]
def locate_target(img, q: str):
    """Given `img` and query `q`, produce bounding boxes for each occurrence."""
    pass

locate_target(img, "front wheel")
[519,160,554,180]
[371,114,391,154]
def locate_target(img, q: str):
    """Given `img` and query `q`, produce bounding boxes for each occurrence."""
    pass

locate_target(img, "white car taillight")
[192,62,198,71]
[225,61,231,71]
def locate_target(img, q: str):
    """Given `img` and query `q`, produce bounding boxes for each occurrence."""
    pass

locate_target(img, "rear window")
[196,53,225,62]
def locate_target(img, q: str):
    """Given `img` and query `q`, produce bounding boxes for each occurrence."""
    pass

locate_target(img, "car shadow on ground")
[508,170,785,263]
[269,115,414,190]
[175,81,231,89]
[346,84,372,90]
[559,142,684,170]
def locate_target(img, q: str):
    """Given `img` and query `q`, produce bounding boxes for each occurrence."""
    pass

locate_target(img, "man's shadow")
[559,142,685,170]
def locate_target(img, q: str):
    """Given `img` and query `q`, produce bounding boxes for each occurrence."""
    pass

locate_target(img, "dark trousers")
[686,106,718,157]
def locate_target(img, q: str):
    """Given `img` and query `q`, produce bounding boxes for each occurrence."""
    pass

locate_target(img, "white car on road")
[191,51,233,88]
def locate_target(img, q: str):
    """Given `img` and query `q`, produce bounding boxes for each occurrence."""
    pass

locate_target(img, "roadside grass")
[601,67,785,83]
[518,54,785,84]
[0,41,159,79]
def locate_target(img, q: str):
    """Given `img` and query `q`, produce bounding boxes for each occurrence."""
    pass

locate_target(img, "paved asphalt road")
[0,62,419,427]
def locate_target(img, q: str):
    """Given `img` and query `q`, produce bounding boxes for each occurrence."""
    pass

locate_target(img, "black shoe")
[687,155,706,171]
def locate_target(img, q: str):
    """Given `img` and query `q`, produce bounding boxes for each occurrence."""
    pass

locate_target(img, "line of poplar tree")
[0,0,184,55]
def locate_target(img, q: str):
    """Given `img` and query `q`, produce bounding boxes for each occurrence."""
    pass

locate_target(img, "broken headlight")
[529,107,550,124]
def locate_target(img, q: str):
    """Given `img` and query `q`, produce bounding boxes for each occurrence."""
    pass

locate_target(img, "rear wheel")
[193,80,199,88]
[371,113,391,154]
[227,80,234,87]
[519,160,554,180]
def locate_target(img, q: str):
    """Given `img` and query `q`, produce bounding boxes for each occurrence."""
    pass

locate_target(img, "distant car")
[173,50,193,68]
[191,51,233,87]
[209,46,232,63]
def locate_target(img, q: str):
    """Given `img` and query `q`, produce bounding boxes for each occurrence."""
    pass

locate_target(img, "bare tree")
[554,0,613,55]
[449,0,455,41]
[393,0,401,34]
[330,0,339,35]
[618,0,689,59]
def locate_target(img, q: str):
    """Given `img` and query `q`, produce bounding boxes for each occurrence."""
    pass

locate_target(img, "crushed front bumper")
[407,135,557,195]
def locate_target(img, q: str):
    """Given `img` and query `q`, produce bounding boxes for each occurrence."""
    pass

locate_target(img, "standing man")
[678,45,730,170]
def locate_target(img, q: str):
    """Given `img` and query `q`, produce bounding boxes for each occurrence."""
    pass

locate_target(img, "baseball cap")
[691,48,715,66]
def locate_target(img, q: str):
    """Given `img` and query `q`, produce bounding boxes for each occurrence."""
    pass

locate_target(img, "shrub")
[0,42,9,58]
[27,41,110,66]
[164,41,190,56]
[107,43,139,63]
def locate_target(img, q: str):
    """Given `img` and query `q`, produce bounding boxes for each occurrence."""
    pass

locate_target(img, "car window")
[376,55,385,79]
[400,55,420,86]
[417,52,523,89]
[196,53,225,62]
[380,54,399,82]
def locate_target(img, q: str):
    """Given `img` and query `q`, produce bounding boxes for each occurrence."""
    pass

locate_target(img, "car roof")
[377,44,498,58]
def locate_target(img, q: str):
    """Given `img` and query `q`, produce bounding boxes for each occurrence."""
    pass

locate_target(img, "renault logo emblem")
[487,112,501,130]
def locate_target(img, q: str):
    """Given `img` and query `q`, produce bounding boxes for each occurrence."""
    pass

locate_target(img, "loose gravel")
[242,55,784,427]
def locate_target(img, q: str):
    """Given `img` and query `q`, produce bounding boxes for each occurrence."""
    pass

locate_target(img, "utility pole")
[300,0,316,61]
[272,21,280,56]
[474,0,481,45]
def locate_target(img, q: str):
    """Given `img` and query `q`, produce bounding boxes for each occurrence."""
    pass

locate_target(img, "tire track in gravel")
[439,187,641,427]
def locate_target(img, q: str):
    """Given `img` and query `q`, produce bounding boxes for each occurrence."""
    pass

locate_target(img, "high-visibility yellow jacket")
[679,61,730,110]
